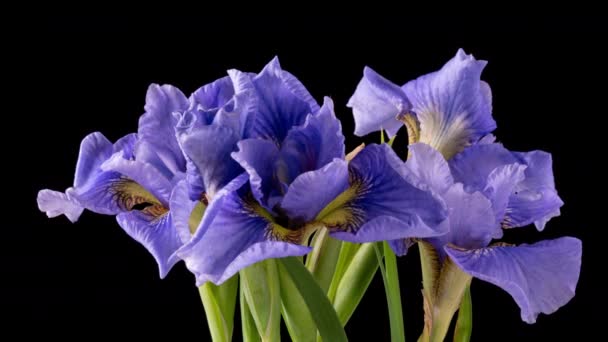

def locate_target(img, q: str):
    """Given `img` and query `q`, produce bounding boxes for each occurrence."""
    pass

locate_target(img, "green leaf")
[306,228,342,293]
[198,274,238,342]
[278,259,317,342]
[279,257,348,342]
[382,242,406,342]
[453,285,472,342]
[333,243,379,325]
[240,283,261,342]
[240,260,281,342]
[327,242,361,303]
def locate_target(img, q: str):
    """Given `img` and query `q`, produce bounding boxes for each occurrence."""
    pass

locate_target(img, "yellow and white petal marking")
[417,107,473,159]
[315,168,367,233]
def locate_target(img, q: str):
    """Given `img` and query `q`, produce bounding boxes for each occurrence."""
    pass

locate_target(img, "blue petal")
[190,76,235,113]
[169,179,200,244]
[231,139,280,207]
[281,159,349,222]
[37,189,84,223]
[347,66,411,137]
[449,143,518,192]
[327,144,448,249]
[177,124,243,200]
[278,97,345,183]
[405,143,454,194]
[137,84,188,175]
[245,57,319,143]
[427,183,499,253]
[116,208,182,278]
[507,151,564,230]
[484,163,527,225]
[177,175,310,285]
[446,237,582,323]
[73,132,114,189]
[402,49,496,158]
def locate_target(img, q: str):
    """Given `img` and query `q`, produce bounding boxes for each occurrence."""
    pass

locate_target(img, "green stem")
[198,275,238,342]
[305,228,342,293]
[453,285,472,342]
[278,259,316,342]
[327,242,361,303]
[373,242,405,342]
[241,284,261,342]
[240,260,281,342]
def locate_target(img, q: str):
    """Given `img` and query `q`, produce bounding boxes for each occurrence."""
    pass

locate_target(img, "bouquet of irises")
[38,49,581,341]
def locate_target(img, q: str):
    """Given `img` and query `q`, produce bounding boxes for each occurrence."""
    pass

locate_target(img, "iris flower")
[177,58,448,285]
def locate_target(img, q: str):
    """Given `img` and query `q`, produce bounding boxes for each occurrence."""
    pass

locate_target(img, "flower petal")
[177,176,310,285]
[484,163,527,225]
[116,208,181,278]
[446,237,582,323]
[405,143,454,194]
[190,76,235,113]
[402,49,496,158]
[73,132,114,189]
[428,183,498,252]
[231,139,280,207]
[278,97,345,183]
[137,84,188,175]
[324,144,448,247]
[37,189,84,223]
[507,151,563,230]
[281,159,349,222]
[169,180,201,244]
[177,124,243,200]
[449,143,518,192]
[246,57,318,143]
[347,66,411,137]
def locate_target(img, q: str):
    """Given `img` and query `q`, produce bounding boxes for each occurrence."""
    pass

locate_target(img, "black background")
[6,14,606,340]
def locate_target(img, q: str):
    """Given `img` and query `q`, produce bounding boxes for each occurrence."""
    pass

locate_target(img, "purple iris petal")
[231,138,280,207]
[329,144,448,249]
[446,237,582,323]
[137,84,188,176]
[402,49,495,157]
[177,175,311,285]
[243,57,319,143]
[116,208,182,278]
[347,66,411,137]
[169,180,199,245]
[405,143,454,194]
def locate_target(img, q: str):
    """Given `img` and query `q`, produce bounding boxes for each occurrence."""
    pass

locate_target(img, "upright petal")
[116,208,182,278]
[507,151,564,230]
[246,57,318,143]
[231,139,280,207]
[324,144,448,248]
[484,163,527,225]
[73,132,114,189]
[137,84,188,174]
[177,124,243,200]
[405,143,454,194]
[177,177,310,285]
[347,66,411,137]
[428,183,499,252]
[169,179,202,245]
[278,98,345,183]
[449,143,518,192]
[190,76,235,112]
[446,237,582,323]
[402,49,496,158]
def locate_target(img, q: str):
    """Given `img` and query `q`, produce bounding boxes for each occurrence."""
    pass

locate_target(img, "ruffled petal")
[231,139,280,207]
[405,143,454,194]
[446,237,582,323]
[402,49,496,158]
[37,189,84,223]
[347,66,411,137]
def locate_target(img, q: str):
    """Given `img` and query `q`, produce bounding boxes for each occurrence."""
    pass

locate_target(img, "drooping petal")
[402,49,496,158]
[177,176,310,285]
[507,151,564,230]
[446,237,582,323]
[169,180,202,245]
[278,97,345,183]
[137,84,188,175]
[177,124,243,200]
[116,207,181,278]
[405,143,454,194]
[322,144,448,249]
[231,139,280,206]
[246,57,318,143]
[428,183,499,252]
[347,66,411,137]
[281,159,349,222]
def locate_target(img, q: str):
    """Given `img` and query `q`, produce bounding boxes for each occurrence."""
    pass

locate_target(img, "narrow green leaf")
[327,242,361,303]
[240,260,281,342]
[333,243,379,325]
[241,283,261,342]
[279,257,348,342]
[381,129,386,144]
[387,135,397,147]
[278,259,317,342]
[198,275,238,342]
[383,242,405,342]
[453,285,472,342]
[306,228,342,293]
